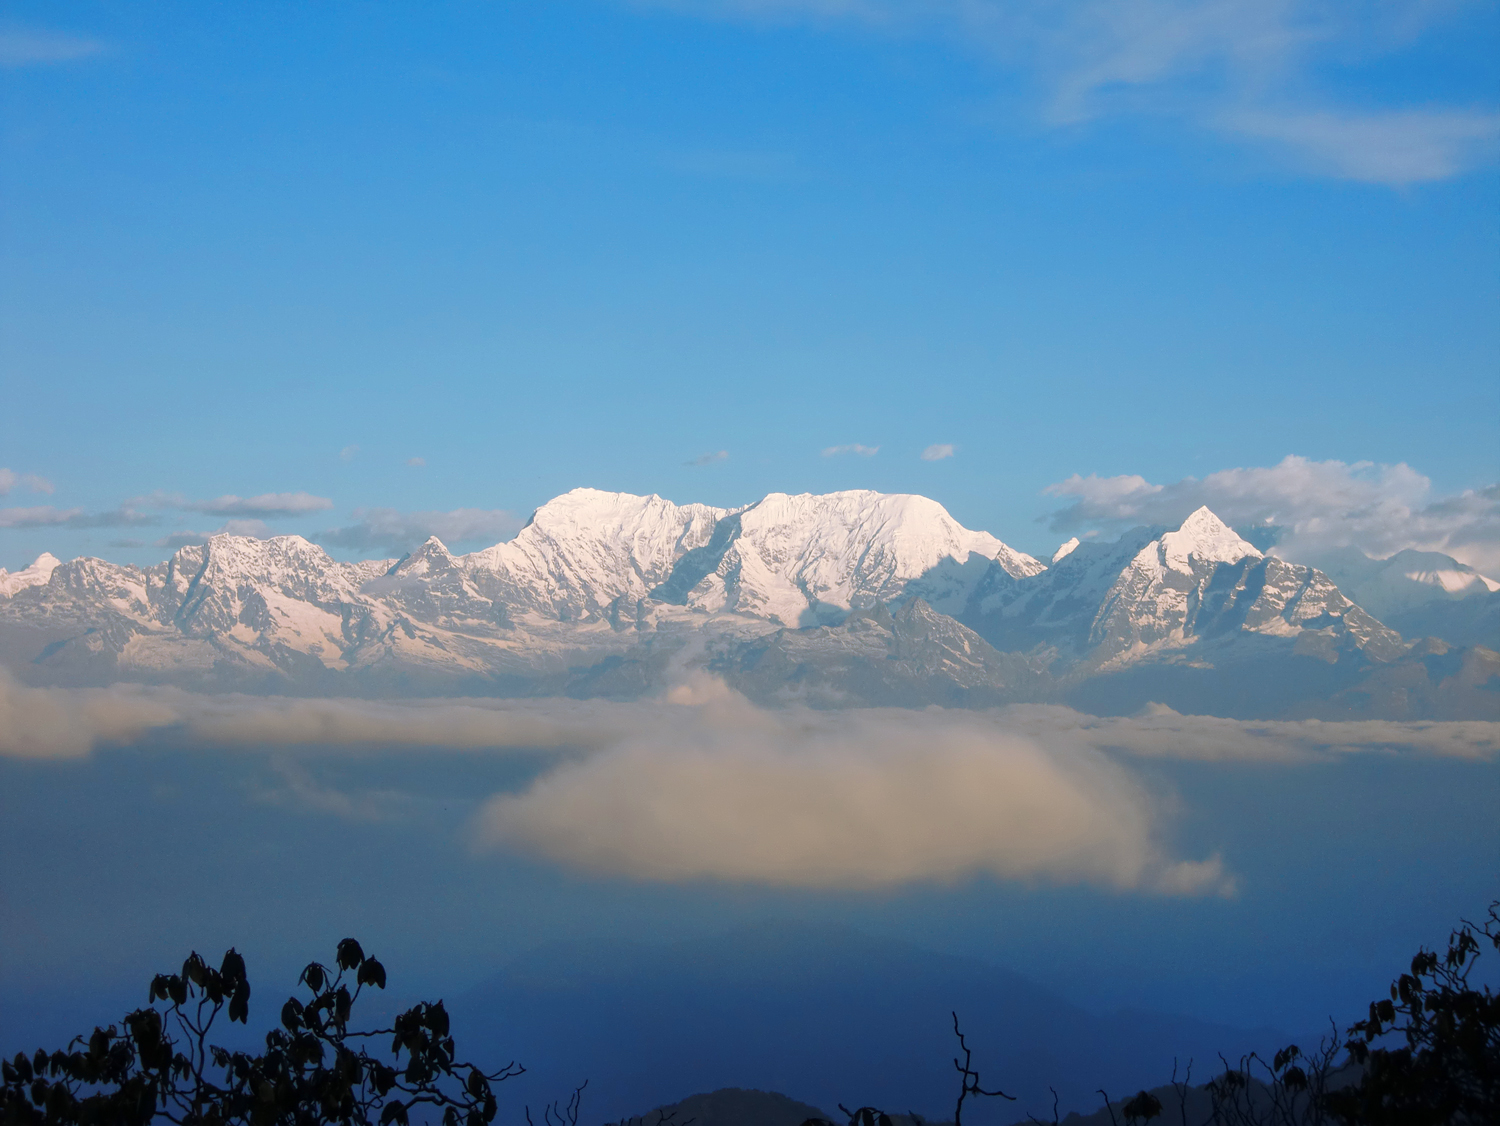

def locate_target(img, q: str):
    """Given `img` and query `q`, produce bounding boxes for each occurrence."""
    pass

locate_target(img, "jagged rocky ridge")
[1,488,1495,718]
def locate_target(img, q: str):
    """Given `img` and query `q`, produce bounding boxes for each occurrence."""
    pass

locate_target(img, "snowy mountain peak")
[466,488,729,621]
[387,536,457,579]
[0,551,62,598]
[1160,506,1260,571]
[0,486,1443,713]
[1052,538,1080,564]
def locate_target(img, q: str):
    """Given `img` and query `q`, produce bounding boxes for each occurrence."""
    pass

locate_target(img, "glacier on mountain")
[0,552,60,598]
[0,488,1492,718]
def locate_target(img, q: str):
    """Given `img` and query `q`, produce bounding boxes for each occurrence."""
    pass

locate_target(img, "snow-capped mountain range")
[1,487,1495,718]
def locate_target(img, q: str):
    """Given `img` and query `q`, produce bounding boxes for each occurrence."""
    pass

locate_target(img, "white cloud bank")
[1045,456,1500,574]
[0,675,178,759]
[649,0,1500,184]
[5,671,1494,892]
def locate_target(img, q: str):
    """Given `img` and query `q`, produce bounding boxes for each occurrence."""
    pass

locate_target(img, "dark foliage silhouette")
[0,939,522,1126]
[1106,901,1500,1126]
[1322,902,1499,1125]
[3,904,1496,1126]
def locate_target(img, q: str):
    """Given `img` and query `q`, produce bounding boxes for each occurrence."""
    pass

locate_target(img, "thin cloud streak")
[154,519,272,549]
[0,505,157,529]
[822,443,880,457]
[685,450,730,466]
[1228,106,1500,184]
[0,29,104,68]
[921,443,955,461]
[318,507,523,555]
[648,0,1500,184]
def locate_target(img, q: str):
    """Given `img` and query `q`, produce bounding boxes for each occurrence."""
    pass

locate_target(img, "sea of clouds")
[5,670,1494,897]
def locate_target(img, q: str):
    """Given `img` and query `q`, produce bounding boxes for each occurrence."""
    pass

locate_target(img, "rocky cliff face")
[1,489,1488,717]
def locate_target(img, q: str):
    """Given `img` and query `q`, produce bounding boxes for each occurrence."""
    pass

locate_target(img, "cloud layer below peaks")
[4,672,1496,894]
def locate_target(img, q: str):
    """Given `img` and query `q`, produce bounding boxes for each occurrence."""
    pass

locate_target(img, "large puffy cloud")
[651,1,1498,184]
[318,507,523,555]
[1044,456,1500,574]
[476,701,1230,893]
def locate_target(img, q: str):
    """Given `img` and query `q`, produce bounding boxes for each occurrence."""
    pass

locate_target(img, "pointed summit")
[0,551,62,597]
[1052,538,1080,564]
[388,535,457,579]
[1160,506,1259,569]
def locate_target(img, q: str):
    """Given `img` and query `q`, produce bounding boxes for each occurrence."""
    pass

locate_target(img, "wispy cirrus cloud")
[646,0,1500,184]
[685,450,729,467]
[921,443,955,461]
[0,28,104,68]
[1228,107,1500,184]
[822,443,880,457]
[1044,455,1500,573]
[318,507,523,555]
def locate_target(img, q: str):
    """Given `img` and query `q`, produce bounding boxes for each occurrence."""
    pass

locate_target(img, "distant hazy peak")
[0,551,62,598]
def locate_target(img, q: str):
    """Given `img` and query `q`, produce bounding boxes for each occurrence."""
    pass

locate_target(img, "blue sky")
[2,0,1498,570]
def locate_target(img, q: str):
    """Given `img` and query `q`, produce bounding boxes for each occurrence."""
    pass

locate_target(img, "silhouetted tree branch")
[0,939,522,1126]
